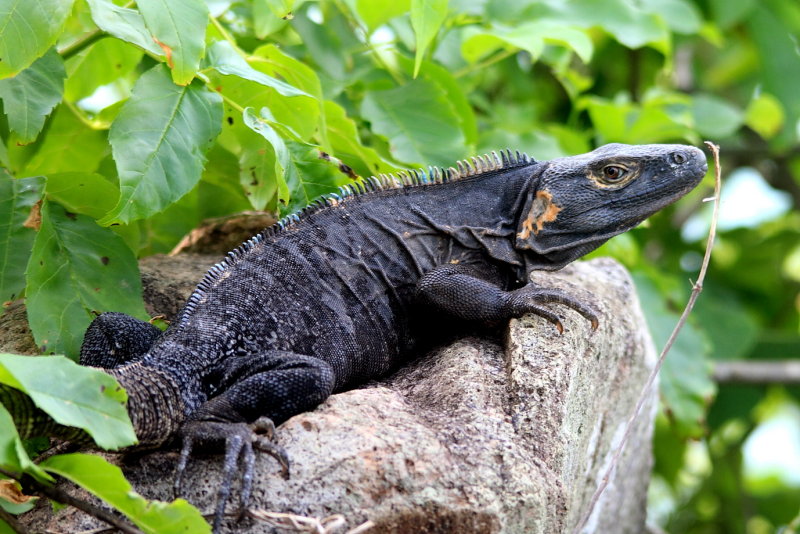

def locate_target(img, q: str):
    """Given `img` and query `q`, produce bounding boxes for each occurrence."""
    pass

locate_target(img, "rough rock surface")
[17,256,657,534]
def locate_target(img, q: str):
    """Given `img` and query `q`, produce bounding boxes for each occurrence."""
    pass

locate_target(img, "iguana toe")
[174,417,288,532]
[508,286,600,332]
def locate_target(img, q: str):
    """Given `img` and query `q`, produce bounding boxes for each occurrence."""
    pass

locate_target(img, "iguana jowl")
[9,143,706,531]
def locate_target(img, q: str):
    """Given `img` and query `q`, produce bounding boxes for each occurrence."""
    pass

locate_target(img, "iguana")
[4,143,707,531]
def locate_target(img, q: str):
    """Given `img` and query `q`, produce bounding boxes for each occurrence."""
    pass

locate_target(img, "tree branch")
[25,480,143,534]
[713,360,800,384]
[0,468,143,534]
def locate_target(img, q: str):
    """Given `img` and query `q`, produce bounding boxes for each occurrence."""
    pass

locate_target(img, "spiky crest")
[175,149,535,327]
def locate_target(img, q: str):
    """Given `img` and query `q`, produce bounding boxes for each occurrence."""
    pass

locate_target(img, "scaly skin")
[14,144,707,531]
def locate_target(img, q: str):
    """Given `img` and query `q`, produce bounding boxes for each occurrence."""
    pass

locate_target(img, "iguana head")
[515,143,707,269]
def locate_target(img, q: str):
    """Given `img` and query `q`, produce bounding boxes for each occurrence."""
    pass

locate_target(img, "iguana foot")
[507,286,599,333]
[174,416,289,532]
[416,264,599,331]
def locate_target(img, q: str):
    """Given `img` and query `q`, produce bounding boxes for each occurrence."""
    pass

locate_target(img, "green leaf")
[134,186,201,255]
[582,94,696,144]
[237,133,280,211]
[283,141,350,213]
[396,55,477,148]
[586,232,641,268]
[26,201,147,357]
[745,92,785,140]
[198,145,252,217]
[323,100,397,178]
[41,453,210,533]
[531,0,670,53]
[356,0,411,30]
[0,354,136,450]
[652,412,688,486]
[462,21,593,64]
[252,0,290,39]
[64,36,143,102]
[710,0,756,28]
[693,284,759,361]
[136,0,208,85]
[0,401,51,483]
[206,40,309,98]
[747,4,800,146]
[0,133,8,169]
[242,107,292,210]
[0,0,75,78]
[691,94,744,139]
[633,271,715,438]
[44,172,118,219]
[252,42,323,97]
[84,0,164,57]
[99,65,222,225]
[361,79,467,166]
[461,31,513,64]
[410,0,448,77]
[640,0,703,34]
[0,173,45,303]
[241,109,345,214]
[255,43,326,142]
[21,107,108,176]
[0,48,65,144]
[212,59,318,172]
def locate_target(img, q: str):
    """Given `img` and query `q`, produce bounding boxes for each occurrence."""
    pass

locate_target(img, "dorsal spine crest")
[176,149,534,328]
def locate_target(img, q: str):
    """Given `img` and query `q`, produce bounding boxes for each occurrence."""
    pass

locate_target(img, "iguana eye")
[602,165,627,182]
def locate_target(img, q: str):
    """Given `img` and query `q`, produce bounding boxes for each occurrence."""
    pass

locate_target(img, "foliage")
[0,354,135,450]
[41,453,211,534]
[0,0,798,532]
[0,354,206,531]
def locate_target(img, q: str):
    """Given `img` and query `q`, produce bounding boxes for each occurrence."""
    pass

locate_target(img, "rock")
[17,257,657,534]
[139,253,218,319]
[169,212,277,256]
[0,300,37,355]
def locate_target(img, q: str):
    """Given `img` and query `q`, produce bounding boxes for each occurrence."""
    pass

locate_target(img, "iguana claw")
[174,416,289,532]
[508,287,600,333]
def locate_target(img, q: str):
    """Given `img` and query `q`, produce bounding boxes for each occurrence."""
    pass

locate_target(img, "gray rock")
[18,257,656,534]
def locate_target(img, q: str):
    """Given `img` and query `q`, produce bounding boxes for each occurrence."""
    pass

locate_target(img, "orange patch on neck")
[517,190,562,240]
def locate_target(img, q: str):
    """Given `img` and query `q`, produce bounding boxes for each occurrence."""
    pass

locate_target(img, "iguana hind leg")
[416,264,599,332]
[80,312,161,368]
[176,351,335,532]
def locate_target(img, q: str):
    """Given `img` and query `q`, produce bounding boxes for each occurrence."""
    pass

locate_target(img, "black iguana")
[4,143,707,531]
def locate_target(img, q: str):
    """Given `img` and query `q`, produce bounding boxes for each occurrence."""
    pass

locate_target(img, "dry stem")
[572,142,723,533]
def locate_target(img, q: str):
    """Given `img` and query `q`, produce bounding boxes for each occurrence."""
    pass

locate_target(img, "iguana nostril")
[671,152,688,164]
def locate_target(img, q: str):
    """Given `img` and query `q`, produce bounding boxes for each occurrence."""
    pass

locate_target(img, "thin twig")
[0,506,30,534]
[58,31,106,60]
[57,1,135,60]
[247,509,374,533]
[572,142,723,533]
[4,473,143,534]
[32,483,142,534]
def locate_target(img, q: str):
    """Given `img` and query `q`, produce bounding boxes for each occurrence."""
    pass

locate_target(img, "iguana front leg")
[416,264,599,332]
[177,351,335,532]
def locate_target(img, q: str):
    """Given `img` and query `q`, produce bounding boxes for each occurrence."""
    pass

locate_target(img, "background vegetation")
[1,0,799,532]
